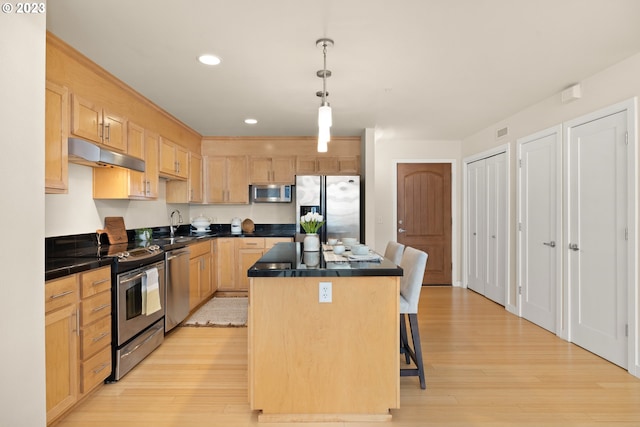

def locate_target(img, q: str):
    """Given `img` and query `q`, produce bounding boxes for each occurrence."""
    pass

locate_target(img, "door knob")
[398,228,406,233]
[569,243,579,251]
[543,241,556,248]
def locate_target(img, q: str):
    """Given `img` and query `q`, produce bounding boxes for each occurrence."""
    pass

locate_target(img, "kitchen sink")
[154,236,197,245]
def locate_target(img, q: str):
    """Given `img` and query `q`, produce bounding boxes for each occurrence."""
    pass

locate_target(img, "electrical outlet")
[319,282,332,303]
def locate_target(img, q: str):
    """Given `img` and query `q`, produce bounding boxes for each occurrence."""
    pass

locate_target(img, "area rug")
[183,297,248,327]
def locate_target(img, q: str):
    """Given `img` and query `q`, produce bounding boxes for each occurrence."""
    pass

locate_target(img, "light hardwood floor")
[53,287,640,426]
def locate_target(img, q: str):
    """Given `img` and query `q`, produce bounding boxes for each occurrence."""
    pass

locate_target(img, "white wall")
[461,52,640,374]
[463,52,640,293]
[370,137,462,283]
[45,164,296,237]
[0,8,47,427]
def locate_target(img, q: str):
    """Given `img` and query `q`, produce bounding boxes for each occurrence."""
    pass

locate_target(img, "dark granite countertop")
[248,242,403,278]
[45,224,296,281]
[45,257,113,281]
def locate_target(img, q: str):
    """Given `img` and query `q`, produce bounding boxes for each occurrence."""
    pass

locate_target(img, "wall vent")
[496,126,509,139]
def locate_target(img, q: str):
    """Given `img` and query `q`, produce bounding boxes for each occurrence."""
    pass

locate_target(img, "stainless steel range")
[107,244,166,381]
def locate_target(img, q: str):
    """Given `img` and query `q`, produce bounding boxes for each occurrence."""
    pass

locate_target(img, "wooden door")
[190,153,203,202]
[71,94,102,143]
[144,131,159,198]
[205,156,227,203]
[397,163,452,285]
[568,110,628,368]
[45,81,69,193]
[250,157,272,183]
[46,304,78,423]
[226,156,249,204]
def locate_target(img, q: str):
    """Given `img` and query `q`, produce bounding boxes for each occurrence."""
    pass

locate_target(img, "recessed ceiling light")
[244,118,258,125]
[197,54,221,66]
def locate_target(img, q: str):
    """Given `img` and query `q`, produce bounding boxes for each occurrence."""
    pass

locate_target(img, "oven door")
[115,260,165,346]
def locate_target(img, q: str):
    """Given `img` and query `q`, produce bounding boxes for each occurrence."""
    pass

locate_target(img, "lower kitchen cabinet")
[189,240,213,311]
[215,237,293,292]
[45,266,112,425]
[215,238,236,291]
[237,238,266,291]
[45,275,78,424]
[45,301,78,424]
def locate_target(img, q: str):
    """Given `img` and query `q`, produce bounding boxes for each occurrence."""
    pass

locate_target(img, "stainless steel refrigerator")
[295,175,362,243]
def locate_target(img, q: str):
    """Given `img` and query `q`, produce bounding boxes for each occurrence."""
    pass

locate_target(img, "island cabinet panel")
[249,276,400,422]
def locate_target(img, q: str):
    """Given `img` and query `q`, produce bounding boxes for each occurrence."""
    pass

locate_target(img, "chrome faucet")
[169,209,183,237]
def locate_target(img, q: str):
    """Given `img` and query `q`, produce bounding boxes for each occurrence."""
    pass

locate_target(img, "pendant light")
[316,38,333,152]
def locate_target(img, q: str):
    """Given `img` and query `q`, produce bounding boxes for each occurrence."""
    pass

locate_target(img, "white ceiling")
[46,0,640,141]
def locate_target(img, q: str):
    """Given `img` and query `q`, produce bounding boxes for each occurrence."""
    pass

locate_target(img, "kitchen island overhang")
[248,242,403,422]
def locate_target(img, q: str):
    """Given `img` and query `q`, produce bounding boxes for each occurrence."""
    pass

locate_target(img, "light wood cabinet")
[92,127,159,200]
[71,93,127,152]
[214,238,236,290]
[215,237,293,292]
[205,156,249,204]
[159,136,189,179]
[78,267,111,395]
[45,276,78,424]
[166,152,203,203]
[250,156,295,184]
[45,266,112,425]
[45,81,69,194]
[296,155,360,175]
[236,238,265,291]
[188,240,213,311]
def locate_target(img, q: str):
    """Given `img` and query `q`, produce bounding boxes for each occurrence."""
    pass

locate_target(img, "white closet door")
[484,153,507,305]
[567,110,628,368]
[518,130,560,333]
[467,159,485,294]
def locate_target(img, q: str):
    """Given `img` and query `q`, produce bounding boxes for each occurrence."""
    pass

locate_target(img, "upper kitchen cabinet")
[45,81,69,194]
[71,94,127,153]
[92,125,159,200]
[296,155,360,175]
[205,156,249,204]
[46,33,203,184]
[166,152,203,203]
[250,156,295,184]
[159,137,189,180]
[202,136,361,178]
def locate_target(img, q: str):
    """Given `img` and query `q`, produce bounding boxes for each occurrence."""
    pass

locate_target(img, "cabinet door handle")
[104,123,110,141]
[50,290,74,300]
[93,362,109,374]
[92,331,109,343]
[91,278,109,286]
[91,304,110,313]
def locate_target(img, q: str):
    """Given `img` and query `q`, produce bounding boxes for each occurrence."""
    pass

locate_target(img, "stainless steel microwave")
[251,184,292,203]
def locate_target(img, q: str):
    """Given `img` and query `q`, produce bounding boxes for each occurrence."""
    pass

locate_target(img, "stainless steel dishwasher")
[165,247,190,332]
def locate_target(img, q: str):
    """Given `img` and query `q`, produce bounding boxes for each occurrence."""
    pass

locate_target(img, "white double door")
[467,152,507,306]
[518,106,631,368]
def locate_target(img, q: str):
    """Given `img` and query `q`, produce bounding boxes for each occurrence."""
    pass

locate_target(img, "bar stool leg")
[400,313,410,364]
[409,313,426,389]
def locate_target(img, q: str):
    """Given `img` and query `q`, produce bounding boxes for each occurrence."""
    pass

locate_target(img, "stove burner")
[115,245,162,262]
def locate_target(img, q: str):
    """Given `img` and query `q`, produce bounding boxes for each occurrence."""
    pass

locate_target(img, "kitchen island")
[247,242,403,422]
